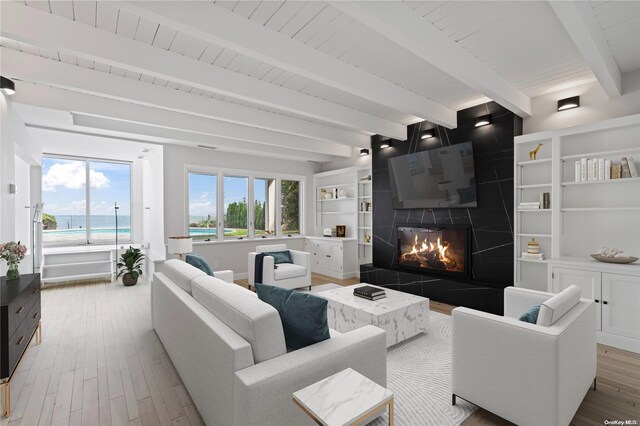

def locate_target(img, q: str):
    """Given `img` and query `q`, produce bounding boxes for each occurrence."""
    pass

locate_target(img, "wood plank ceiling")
[1,1,639,162]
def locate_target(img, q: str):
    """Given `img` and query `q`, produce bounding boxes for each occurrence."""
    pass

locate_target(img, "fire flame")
[401,234,454,269]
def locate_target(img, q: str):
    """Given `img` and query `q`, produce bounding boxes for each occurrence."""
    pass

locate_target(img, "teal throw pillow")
[255,283,330,350]
[518,304,541,324]
[263,250,293,265]
[185,253,214,276]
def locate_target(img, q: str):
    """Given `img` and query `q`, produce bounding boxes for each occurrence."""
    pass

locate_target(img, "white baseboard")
[234,272,248,280]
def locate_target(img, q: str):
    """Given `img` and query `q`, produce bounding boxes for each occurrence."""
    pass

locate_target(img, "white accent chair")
[248,244,311,290]
[452,285,597,426]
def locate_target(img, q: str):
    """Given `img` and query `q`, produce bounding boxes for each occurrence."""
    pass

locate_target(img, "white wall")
[162,144,319,276]
[524,71,640,134]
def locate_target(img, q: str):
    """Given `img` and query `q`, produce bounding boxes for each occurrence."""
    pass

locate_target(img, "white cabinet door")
[317,243,331,271]
[552,267,602,329]
[602,273,640,340]
[330,244,343,273]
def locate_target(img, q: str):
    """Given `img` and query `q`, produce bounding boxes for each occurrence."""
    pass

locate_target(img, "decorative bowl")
[590,254,639,264]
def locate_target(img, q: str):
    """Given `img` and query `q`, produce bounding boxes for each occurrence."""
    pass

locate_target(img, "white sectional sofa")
[153,259,387,426]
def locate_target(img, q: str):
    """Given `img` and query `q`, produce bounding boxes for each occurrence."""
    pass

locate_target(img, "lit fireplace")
[397,226,471,278]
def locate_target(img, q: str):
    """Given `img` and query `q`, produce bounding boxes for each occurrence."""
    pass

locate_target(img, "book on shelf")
[575,161,581,182]
[587,159,593,181]
[521,252,545,260]
[353,285,385,298]
[605,160,611,179]
[538,193,550,209]
[598,158,605,180]
[354,293,386,301]
[624,156,638,178]
[518,202,540,210]
[581,158,587,181]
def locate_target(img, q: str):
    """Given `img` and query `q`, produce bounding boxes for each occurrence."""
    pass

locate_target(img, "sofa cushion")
[537,285,582,326]
[264,250,293,265]
[256,244,287,253]
[255,283,330,350]
[518,304,541,324]
[274,263,306,280]
[185,252,214,276]
[191,276,287,363]
[163,259,206,295]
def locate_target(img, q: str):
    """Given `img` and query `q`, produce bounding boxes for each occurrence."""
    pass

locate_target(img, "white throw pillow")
[537,285,582,327]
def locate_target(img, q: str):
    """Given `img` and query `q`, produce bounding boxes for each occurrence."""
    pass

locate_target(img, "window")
[42,156,132,245]
[281,180,300,235]
[188,173,217,240]
[223,176,248,239]
[254,178,276,236]
[186,169,303,241]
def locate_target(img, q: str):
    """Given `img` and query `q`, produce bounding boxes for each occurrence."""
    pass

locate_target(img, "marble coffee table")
[316,284,429,347]
[293,368,394,426]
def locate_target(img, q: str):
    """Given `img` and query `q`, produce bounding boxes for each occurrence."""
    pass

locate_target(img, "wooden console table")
[1,273,42,417]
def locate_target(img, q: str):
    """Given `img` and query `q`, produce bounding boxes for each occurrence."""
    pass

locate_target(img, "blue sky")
[42,157,131,216]
[189,174,267,217]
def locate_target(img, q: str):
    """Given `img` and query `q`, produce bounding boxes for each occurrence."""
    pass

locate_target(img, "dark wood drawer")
[7,278,40,339]
[7,300,40,378]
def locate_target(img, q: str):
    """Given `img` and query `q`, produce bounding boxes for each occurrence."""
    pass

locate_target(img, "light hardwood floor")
[6,275,637,426]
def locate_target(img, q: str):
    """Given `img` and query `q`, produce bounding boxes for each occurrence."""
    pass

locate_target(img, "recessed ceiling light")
[197,145,217,150]
[360,148,370,156]
[1,76,15,96]
[475,114,492,127]
[557,96,580,111]
[142,148,150,153]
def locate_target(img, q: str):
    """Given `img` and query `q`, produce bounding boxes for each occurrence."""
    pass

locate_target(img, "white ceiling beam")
[549,1,622,98]
[1,1,401,140]
[115,1,457,128]
[70,114,333,163]
[331,1,532,117]
[1,47,365,149]
[11,81,352,158]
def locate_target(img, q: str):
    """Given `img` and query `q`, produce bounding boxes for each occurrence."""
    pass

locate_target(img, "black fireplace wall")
[361,102,522,314]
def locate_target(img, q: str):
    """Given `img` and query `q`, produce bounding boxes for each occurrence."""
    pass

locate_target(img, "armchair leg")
[309,286,311,291]
[593,378,597,391]
[452,394,456,406]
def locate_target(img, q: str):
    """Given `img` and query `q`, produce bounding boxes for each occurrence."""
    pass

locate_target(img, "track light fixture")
[557,96,580,111]
[1,76,15,96]
[475,114,492,127]
[360,149,370,157]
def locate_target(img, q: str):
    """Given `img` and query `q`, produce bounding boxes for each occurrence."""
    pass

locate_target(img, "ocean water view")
[49,215,131,229]
[43,215,132,243]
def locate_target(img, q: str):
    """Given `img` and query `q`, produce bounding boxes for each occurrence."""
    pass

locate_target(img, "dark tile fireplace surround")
[361,102,522,315]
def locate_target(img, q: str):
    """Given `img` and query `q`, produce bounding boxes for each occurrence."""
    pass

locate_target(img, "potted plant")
[117,246,145,286]
[1,241,27,281]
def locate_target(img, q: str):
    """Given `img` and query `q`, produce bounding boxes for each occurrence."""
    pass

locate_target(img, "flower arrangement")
[1,241,27,280]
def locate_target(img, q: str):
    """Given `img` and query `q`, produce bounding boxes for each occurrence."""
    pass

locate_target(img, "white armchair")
[452,286,597,426]
[248,244,311,290]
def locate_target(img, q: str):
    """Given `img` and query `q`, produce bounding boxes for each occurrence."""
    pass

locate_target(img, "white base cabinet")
[305,237,357,280]
[550,258,640,353]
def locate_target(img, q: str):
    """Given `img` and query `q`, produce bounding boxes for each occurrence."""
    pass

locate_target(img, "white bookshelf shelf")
[561,146,640,161]
[516,158,552,166]
[316,197,355,202]
[317,211,352,215]
[516,183,552,189]
[561,177,640,186]
[318,183,354,190]
[514,114,640,293]
[561,207,640,212]
[359,242,372,246]
[358,227,372,230]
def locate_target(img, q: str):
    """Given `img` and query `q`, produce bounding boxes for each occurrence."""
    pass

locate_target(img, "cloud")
[42,162,110,192]
[189,201,214,216]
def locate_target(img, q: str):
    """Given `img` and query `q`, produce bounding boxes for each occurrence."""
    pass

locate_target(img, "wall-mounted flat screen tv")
[388,142,477,209]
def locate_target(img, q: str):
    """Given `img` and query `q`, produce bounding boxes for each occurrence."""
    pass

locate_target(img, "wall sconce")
[420,130,435,139]
[380,141,392,149]
[557,96,580,111]
[475,114,492,127]
[360,149,370,156]
[1,76,16,96]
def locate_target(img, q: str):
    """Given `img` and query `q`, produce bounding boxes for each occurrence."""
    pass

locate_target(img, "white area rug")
[371,311,476,426]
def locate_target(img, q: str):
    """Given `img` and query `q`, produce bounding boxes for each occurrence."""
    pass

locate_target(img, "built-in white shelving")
[514,114,640,291]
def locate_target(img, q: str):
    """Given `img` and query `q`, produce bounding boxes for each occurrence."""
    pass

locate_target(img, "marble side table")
[293,368,394,426]
[316,284,429,347]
